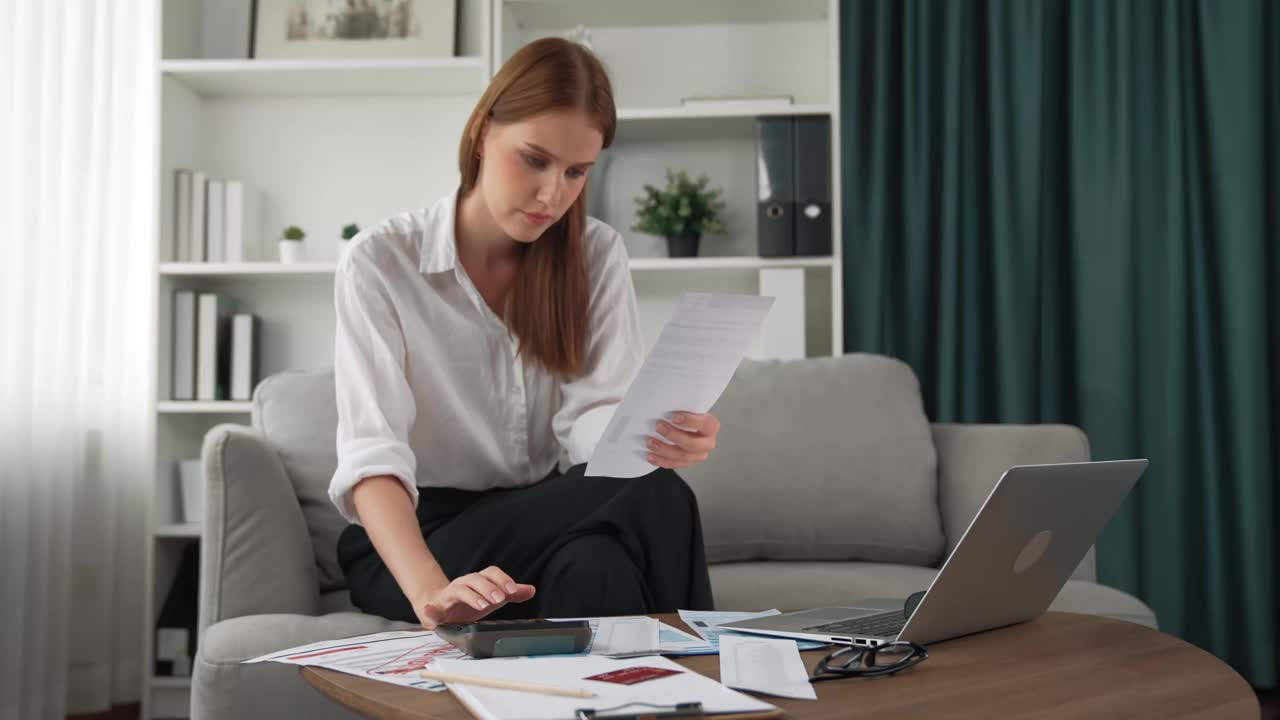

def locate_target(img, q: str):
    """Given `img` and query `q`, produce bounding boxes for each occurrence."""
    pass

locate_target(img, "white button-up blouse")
[328,189,644,525]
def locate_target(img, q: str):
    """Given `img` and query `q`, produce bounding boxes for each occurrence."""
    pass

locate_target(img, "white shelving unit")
[143,2,492,718]
[494,0,843,354]
[144,1,840,717]
[155,523,202,539]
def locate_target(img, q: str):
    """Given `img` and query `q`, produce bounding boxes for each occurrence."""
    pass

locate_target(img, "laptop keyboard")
[804,611,906,638]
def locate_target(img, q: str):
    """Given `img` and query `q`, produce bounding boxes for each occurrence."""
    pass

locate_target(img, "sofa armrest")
[199,424,320,638]
[930,423,1096,582]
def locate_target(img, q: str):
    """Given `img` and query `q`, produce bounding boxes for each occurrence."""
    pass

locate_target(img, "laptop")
[720,459,1148,648]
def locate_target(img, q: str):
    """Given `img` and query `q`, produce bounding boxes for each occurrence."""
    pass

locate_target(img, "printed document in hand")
[430,655,777,720]
[719,633,817,700]
[585,292,774,478]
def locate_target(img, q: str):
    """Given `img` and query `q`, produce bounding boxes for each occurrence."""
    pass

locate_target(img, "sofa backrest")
[680,354,946,567]
[251,353,948,592]
[252,368,347,591]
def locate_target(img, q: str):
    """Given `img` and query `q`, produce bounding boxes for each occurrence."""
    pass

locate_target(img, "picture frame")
[251,0,456,60]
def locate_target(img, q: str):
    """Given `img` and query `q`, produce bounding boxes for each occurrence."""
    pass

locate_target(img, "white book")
[229,313,258,401]
[171,290,197,400]
[758,267,806,360]
[200,0,253,59]
[177,458,203,525]
[205,179,225,262]
[174,170,192,262]
[196,293,234,400]
[223,180,262,262]
[189,171,207,262]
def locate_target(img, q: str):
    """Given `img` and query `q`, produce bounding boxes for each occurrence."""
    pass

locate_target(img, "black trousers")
[336,464,715,622]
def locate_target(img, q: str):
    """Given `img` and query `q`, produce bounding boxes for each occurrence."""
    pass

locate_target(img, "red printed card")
[584,666,684,685]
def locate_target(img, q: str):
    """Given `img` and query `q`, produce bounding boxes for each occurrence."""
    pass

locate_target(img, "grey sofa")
[191,353,1156,720]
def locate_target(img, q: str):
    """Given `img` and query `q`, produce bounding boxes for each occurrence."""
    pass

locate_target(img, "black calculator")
[434,618,592,658]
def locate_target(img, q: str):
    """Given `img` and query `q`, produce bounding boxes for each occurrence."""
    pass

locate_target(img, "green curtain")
[840,0,1278,687]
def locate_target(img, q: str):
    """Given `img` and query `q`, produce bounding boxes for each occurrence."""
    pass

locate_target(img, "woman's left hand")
[647,412,720,470]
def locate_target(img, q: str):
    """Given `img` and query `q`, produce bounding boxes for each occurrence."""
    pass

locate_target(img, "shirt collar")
[419,186,461,275]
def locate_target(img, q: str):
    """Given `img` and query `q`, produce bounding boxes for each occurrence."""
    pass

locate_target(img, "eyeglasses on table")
[810,640,929,682]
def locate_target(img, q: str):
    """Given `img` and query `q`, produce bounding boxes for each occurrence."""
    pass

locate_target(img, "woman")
[329,37,719,630]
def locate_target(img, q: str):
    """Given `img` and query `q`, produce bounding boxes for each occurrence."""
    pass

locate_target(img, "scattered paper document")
[430,654,777,720]
[586,292,774,478]
[243,614,817,700]
[720,633,817,700]
[549,616,663,657]
[588,616,660,657]
[247,617,672,696]
[243,629,469,692]
[678,609,828,653]
[658,621,718,655]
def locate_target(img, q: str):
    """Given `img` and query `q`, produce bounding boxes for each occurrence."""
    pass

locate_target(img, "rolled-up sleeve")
[330,254,418,525]
[553,233,644,467]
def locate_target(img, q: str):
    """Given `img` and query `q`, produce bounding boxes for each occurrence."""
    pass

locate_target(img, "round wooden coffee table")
[301,611,1259,719]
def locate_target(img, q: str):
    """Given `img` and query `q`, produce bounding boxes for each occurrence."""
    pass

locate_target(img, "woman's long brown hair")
[457,38,616,379]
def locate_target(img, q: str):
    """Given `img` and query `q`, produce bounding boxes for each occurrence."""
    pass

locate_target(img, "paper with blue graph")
[675,609,828,654]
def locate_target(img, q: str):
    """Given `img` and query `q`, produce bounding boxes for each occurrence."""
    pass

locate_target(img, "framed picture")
[252,0,456,60]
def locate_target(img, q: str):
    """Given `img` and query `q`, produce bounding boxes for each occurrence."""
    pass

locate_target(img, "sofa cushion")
[199,612,419,664]
[931,423,1093,558]
[194,612,419,720]
[680,354,945,567]
[253,368,349,591]
[708,561,1158,629]
[319,589,359,614]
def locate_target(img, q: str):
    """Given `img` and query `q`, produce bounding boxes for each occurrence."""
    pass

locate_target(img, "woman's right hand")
[413,566,537,630]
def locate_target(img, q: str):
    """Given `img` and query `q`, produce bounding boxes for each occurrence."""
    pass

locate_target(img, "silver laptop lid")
[898,459,1147,646]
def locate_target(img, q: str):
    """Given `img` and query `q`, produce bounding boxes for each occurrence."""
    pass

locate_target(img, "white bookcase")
[143,1,840,717]
[494,0,843,355]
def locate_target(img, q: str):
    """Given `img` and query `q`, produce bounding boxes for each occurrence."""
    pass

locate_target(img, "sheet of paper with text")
[585,292,774,478]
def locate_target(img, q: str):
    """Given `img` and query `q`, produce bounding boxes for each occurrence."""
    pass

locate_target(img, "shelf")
[160,57,486,98]
[618,103,831,122]
[628,256,834,271]
[156,523,201,539]
[504,0,829,30]
[157,401,252,413]
[161,257,834,277]
[149,675,192,718]
[151,676,192,689]
[161,262,336,276]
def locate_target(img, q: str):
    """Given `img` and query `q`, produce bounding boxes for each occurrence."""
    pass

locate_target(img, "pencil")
[418,670,597,698]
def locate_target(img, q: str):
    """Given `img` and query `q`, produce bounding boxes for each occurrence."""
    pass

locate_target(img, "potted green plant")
[632,169,725,257]
[338,222,359,259]
[278,225,305,264]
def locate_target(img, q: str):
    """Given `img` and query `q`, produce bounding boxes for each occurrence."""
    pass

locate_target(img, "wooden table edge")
[299,611,1260,720]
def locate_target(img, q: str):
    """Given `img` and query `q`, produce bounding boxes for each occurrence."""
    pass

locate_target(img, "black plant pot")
[666,230,701,257]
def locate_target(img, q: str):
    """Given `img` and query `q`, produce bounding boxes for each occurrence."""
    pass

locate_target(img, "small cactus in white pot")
[278,225,305,264]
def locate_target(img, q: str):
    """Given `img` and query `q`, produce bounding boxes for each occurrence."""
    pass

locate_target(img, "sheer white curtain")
[1,1,156,717]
